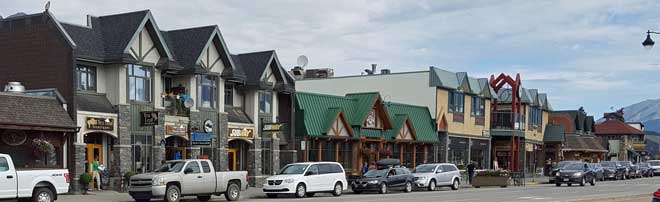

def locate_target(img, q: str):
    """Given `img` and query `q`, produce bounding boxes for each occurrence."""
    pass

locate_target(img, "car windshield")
[563,163,586,170]
[557,161,574,168]
[648,161,660,166]
[278,164,309,175]
[364,169,389,178]
[156,161,186,172]
[413,165,436,173]
[638,163,648,168]
[601,162,617,167]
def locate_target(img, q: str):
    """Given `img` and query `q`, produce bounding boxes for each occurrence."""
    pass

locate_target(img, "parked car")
[601,161,626,180]
[128,159,248,202]
[352,159,414,194]
[412,163,461,191]
[653,188,660,202]
[588,163,605,181]
[637,162,655,177]
[549,161,581,183]
[648,160,660,175]
[0,153,70,202]
[262,162,347,198]
[619,161,638,179]
[555,162,596,187]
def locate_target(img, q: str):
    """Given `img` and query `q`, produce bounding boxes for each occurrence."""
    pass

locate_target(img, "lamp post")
[642,30,660,50]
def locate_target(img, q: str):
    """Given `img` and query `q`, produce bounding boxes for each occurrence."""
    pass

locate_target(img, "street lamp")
[643,30,660,50]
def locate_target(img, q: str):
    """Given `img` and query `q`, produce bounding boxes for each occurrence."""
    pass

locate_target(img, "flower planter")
[472,175,510,188]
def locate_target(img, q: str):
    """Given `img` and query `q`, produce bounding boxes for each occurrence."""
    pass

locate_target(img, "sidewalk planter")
[472,170,511,188]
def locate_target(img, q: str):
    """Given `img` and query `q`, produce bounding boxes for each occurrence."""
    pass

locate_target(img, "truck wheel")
[224,183,241,201]
[332,182,343,196]
[196,195,211,201]
[164,185,180,202]
[32,188,53,202]
[295,183,306,198]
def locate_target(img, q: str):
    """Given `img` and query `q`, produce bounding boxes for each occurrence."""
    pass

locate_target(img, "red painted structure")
[489,73,522,172]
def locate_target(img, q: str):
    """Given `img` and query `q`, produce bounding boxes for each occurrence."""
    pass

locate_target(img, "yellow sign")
[229,128,254,139]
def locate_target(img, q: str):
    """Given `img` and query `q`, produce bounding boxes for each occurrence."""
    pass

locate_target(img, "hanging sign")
[140,111,159,126]
[262,123,284,132]
[86,117,114,131]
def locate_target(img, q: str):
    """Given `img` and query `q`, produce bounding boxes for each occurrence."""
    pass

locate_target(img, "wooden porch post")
[412,144,417,168]
[318,139,323,161]
[335,141,339,162]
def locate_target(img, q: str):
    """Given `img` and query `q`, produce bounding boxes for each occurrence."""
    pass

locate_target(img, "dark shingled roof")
[0,93,76,130]
[595,119,644,135]
[563,134,608,152]
[232,51,275,86]
[75,93,115,113]
[161,26,216,70]
[226,107,252,124]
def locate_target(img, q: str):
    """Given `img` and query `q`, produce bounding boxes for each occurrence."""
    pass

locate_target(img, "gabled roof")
[429,67,492,97]
[1,12,76,48]
[345,92,391,128]
[61,10,172,64]
[384,102,438,143]
[595,119,645,135]
[563,134,608,152]
[161,25,237,77]
[0,93,76,131]
[550,113,575,133]
[231,50,292,89]
[528,89,539,106]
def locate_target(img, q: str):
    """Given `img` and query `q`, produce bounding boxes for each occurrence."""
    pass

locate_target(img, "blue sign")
[191,133,212,145]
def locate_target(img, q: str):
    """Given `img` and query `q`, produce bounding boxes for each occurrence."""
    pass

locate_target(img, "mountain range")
[612,99,660,134]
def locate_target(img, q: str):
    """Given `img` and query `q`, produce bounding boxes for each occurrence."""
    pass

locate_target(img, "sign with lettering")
[140,111,159,126]
[191,133,212,145]
[86,117,114,131]
[262,123,284,132]
[229,128,254,139]
[165,122,188,137]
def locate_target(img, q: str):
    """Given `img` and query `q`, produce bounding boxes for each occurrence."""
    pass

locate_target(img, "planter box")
[472,175,510,188]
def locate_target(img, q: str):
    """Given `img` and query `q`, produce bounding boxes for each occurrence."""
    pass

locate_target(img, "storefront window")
[131,133,153,173]
[402,145,413,168]
[128,64,151,102]
[392,144,400,161]
[321,141,335,162]
[197,75,218,108]
[415,145,426,165]
[338,142,353,172]
[262,138,273,175]
[76,65,96,91]
[307,141,318,161]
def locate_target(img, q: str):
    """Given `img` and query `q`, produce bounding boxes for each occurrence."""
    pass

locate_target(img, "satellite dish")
[184,98,195,108]
[297,55,308,68]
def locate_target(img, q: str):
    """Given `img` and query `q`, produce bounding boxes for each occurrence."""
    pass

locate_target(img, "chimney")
[381,69,391,74]
[371,64,377,75]
[4,82,25,93]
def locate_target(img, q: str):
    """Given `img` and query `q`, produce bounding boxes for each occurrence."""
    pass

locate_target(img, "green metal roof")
[345,92,382,126]
[384,102,438,143]
[295,92,357,137]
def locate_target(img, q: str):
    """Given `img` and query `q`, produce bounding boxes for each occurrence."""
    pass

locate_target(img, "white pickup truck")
[128,159,248,202]
[0,153,70,202]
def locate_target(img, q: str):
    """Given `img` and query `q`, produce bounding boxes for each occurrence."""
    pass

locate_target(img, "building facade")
[296,67,494,170]
[595,110,646,162]
[0,10,293,190]
[545,109,607,165]
[295,92,439,175]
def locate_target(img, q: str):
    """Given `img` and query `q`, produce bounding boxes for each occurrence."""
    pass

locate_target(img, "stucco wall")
[436,88,491,138]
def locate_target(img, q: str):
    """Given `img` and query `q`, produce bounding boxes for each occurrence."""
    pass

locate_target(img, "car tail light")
[654,190,660,197]
[64,173,70,183]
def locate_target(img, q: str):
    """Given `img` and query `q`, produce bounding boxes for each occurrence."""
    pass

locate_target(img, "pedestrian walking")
[467,161,476,184]
[361,162,369,175]
[92,156,102,191]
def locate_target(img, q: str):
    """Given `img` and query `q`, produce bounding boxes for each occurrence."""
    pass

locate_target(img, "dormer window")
[128,64,152,102]
[363,108,382,129]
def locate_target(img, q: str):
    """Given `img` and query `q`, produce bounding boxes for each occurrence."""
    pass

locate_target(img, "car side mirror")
[436,170,443,173]
[305,171,315,176]
[184,168,193,174]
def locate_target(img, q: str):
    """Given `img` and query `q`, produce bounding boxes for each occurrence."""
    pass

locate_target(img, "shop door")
[228,149,237,171]
[85,144,103,189]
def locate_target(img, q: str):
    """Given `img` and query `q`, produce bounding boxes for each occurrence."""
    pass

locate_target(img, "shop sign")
[140,111,159,126]
[262,123,284,132]
[632,144,646,151]
[165,122,188,137]
[86,117,114,131]
[191,133,212,145]
[229,128,254,139]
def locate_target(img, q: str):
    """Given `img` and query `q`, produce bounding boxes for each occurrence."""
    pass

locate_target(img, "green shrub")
[79,173,92,184]
[476,170,510,177]
[124,171,136,182]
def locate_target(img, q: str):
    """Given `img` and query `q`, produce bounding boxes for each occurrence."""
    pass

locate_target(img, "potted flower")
[32,138,54,154]
[79,173,92,194]
[472,170,511,188]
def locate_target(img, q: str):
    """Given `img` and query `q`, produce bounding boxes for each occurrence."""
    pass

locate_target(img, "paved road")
[60,177,658,202]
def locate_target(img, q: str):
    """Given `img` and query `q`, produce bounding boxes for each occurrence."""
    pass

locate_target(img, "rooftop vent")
[4,82,25,93]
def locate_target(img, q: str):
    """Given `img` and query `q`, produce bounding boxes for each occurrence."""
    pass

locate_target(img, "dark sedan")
[601,161,626,180]
[588,163,605,181]
[549,161,581,183]
[352,167,414,194]
[555,162,596,187]
[638,162,655,177]
[619,161,638,179]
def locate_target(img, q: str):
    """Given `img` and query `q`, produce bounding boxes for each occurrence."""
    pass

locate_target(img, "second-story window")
[76,65,96,91]
[449,92,465,114]
[197,75,217,108]
[259,91,272,113]
[128,64,151,102]
[225,85,233,106]
[470,96,485,117]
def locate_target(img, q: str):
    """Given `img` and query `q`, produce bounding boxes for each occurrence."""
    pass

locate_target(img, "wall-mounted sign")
[229,128,254,139]
[191,133,212,145]
[86,117,114,131]
[204,120,214,133]
[165,122,188,137]
[262,123,284,132]
[140,111,159,126]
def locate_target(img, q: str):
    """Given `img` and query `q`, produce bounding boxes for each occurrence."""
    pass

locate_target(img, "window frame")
[127,64,152,102]
[200,161,211,173]
[76,64,97,91]
[184,161,201,174]
[197,74,218,109]
[224,84,233,106]
[449,91,465,114]
[258,91,273,114]
[470,96,485,117]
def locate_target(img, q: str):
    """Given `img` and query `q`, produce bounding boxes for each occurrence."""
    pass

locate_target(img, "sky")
[2,0,660,118]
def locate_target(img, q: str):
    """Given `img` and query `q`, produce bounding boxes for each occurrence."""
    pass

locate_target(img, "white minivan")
[262,162,348,198]
[412,163,461,191]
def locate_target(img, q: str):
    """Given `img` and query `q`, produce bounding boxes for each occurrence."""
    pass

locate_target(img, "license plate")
[563,178,569,182]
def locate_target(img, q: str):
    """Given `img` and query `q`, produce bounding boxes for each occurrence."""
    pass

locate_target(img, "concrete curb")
[565,193,650,202]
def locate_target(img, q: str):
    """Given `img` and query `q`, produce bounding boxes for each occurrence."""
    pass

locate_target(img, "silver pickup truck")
[128,159,248,202]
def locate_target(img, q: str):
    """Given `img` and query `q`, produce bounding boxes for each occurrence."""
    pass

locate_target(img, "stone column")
[153,109,166,169]
[71,143,87,193]
[271,134,281,175]
[247,136,262,187]
[116,105,132,174]
[216,113,229,171]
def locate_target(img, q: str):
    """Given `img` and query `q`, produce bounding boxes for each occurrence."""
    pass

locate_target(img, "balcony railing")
[491,111,525,131]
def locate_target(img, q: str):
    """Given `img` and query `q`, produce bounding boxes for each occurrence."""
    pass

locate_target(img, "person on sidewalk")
[361,162,369,175]
[467,161,476,184]
[92,157,101,191]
